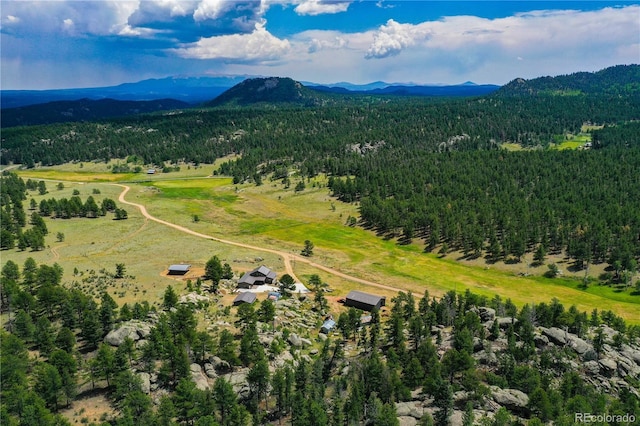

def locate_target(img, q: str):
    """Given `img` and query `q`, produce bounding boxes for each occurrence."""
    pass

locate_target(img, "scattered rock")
[179,292,210,305]
[598,358,617,377]
[204,363,217,379]
[473,337,484,352]
[541,327,567,346]
[584,360,600,375]
[492,388,529,410]
[450,410,464,426]
[225,370,249,396]
[259,335,274,346]
[397,416,418,426]
[621,347,640,366]
[104,323,146,346]
[534,334,549,348]
[288,333,303,347]
[395,401,422,419]
[138,372,151,394]
[190,364,210,391]
[209,356,232,373]
[496,317,517,329]
[567,335,592,355]
[478,307,496,322]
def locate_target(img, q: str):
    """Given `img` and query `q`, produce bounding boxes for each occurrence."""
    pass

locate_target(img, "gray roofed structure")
[233,292,257,306]
[168,264,191,275]
[344,290,386,312]
[237,265,277,289]
[320,319,336,334]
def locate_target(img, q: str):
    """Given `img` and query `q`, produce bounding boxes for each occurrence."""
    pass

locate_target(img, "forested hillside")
[1,98,189,128]
[495,64,640,96]
[2,251,639,425]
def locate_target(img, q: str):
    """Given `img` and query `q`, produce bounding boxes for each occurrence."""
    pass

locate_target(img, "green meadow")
[10,165,640,323]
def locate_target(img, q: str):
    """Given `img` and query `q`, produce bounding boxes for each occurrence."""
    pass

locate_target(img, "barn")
[344,290,385,312]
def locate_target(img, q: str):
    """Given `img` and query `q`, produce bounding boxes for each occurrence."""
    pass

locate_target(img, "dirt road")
[114,184,414,297]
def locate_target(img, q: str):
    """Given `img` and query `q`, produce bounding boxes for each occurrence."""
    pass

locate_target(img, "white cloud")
[365,19,431,59]
[193,0,231,21]
[365,6,640,67]
[294,0,351,16]
[307,36,347,53]
[171,21,290,61]
[5,15,20,24]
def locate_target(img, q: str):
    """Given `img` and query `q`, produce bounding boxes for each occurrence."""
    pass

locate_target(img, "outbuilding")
[168,264,191,275]
[233,292,257,306]
[344,290,385,312]
[320,319,336,334]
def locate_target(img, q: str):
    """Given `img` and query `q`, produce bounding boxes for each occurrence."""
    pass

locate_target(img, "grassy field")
[9,165,640,323]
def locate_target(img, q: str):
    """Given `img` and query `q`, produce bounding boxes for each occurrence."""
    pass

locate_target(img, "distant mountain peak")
[206,77,328,107]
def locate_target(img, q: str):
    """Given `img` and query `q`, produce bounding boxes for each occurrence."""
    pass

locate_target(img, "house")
[320,319,336,334]
[237,265,277,289]
[168,264,191,275]
[233,292,257,306]
[344,290,386,312]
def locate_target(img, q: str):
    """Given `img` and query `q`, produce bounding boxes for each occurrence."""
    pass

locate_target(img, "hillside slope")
[495,64,640,96]
[1,98,189,128]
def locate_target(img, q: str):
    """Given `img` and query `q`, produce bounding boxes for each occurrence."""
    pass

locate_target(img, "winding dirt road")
[114,184,415,297]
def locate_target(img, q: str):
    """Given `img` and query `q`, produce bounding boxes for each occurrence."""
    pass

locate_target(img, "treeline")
[1,256,638,425]
[329,148,640,271]
[2,95,639,168]
[0,172,127,251]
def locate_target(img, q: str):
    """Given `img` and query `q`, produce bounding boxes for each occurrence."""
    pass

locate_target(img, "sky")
[1,0,639,90]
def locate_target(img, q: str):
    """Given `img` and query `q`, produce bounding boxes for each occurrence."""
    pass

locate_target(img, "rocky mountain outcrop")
[104,320,152,346]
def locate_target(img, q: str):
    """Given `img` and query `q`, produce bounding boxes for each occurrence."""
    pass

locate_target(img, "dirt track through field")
[114,184,415,297]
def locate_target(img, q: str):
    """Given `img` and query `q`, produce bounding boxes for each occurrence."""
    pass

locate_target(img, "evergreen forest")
[2,65,639,272]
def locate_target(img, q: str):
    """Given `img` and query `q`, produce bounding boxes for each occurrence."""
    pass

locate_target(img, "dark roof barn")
[344,290,386,312]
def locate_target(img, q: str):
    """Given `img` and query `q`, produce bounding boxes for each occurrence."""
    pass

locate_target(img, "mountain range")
[1,75,499,109]
[2,65,637,129]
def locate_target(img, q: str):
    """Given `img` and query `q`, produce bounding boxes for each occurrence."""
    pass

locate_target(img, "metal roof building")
[168,264,191,275]
[320,319,336,334]
[233,292,257,306]
[237,265,277,289]
[344,290,386,312]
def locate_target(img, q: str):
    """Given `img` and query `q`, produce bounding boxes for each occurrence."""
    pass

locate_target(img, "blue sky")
[1,1,639,89]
